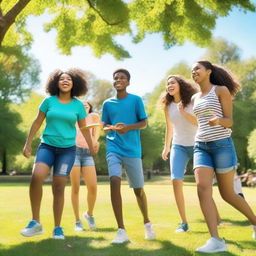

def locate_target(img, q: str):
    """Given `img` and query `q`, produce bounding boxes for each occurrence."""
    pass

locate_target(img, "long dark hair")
[161,75,197,108]
[46,68,88,97]
[197,60,240,96]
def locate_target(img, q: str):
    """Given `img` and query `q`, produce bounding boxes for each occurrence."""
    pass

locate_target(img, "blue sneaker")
[21,220,43,237]
[175,223,189,233]
[53,226,65,239]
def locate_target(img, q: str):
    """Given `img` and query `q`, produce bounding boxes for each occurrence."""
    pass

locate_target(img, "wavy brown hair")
[161,75,197,108]
[197,60,240,96]
[45,68,88,97]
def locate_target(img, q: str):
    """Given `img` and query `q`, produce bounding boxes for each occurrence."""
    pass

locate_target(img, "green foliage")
[248,129,256,167]
[11,92,44,172]
[1,0,255,59]
[0,45,41,103]
[0,101,25,172]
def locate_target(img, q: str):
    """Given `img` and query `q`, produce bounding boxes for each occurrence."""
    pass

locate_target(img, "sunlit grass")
[0,177,256,256]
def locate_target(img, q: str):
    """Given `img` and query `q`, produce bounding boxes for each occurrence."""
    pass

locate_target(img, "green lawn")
[0,178,256,256]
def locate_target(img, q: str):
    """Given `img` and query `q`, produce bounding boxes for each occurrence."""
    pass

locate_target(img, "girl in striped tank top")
[191,60,256,253]
[161,75,198,234]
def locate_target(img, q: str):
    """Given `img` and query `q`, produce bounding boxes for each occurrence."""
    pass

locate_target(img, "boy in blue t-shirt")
[102,68,156,243]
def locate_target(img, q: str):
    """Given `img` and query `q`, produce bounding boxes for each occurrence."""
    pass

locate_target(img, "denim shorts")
[193,137,237,174]
[73,147,95,167]
[35,143,76,176]
[170,144,193,180]
[106,152,144,188]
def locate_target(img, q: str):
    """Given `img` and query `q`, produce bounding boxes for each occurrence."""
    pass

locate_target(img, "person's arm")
[114,119,147,135]
[162,106,173,161]
[90,113,101,142]
[78,118,99,156]
[23,110,45,158]
[178,102,197,126]
[209,86,233,127]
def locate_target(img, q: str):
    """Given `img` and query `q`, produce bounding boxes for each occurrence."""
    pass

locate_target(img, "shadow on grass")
[0,237,247,256]
[0,236,193,256]
[196,218,250,227]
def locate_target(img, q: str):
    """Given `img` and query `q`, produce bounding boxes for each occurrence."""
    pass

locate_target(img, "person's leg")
[30,163,51,222]
[172,179,187,223]
[52,176,67,227]
[133,188,150,224]
[110,176,124,229]
[82,165,97,216]
[70,166,81,221]
[216,170,256,225]
[195,167,220,239]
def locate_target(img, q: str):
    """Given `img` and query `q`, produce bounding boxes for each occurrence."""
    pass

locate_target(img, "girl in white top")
[192,60,256,253]
[161,75,197,233]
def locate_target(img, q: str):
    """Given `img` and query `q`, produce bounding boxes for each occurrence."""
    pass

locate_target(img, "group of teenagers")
[20,60,256,253]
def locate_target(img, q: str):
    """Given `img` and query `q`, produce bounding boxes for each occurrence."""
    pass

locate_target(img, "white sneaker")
[74,220,84,231]
[111,228,129,244]
[83,212,96,230]
[21,220,43,237]
[252,225,256,239]
[196,237,227,253]
[144,222,156,240]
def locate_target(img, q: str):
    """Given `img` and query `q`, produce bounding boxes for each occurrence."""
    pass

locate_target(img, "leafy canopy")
[1,0,255,59]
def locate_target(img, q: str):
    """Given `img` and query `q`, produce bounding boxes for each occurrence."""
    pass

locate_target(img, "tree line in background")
[1,1,256,174]
[1,38,256,175]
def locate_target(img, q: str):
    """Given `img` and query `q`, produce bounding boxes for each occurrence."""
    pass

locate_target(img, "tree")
[247,129,256,168]
[84,72,115,113]
[0,101,24,174]
[0,45,41,103]
[1,0,255,59]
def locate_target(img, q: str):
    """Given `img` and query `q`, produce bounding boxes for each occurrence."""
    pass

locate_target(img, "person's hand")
[114,123,129,134]
[94,141,100,154]
[162,148,170,160]
[208,116,220,126]
[177,102,185,114]
[23,143,32,158]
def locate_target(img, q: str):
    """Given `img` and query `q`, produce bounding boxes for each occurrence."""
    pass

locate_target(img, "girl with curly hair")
[21,68,98,239]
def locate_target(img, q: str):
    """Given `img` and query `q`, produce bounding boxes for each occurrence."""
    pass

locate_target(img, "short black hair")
[113,68,131,82]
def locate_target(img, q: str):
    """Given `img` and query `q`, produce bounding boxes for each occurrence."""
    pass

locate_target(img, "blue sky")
[27,7,256,97]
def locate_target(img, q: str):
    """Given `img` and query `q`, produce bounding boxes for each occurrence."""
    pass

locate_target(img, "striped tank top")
[193,86,232,142]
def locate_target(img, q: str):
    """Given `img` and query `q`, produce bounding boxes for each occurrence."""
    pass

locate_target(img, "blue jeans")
[35,143,76,176]
[73,147,95,167]
[193,137,237,174]
[170,144,194,180]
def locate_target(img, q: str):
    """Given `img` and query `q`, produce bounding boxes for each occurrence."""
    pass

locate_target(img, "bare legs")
[30,162,67,227]
[110,176,150,229]
[172,179,187,223]
[195,168,256,239]
[30,163,50,222]
[70,165,97,221]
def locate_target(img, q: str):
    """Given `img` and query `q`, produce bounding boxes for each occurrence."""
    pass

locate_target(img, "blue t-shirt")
[39,96,86,147]
[102,94,147,157]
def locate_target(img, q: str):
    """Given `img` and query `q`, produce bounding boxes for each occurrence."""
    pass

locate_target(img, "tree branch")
[86,0,124,26]
[0,0,31,46]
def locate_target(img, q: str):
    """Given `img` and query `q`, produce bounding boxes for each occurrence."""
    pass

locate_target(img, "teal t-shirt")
[39,96,86,147]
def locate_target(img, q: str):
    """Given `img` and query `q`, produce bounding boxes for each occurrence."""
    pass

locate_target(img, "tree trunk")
[0,148,7,175]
